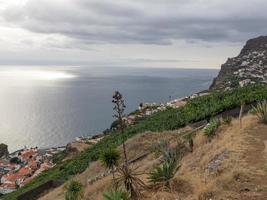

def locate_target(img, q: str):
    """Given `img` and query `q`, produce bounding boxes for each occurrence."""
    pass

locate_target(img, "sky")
[0,0,267,69]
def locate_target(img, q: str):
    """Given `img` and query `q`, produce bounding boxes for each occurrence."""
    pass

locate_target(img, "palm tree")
[112,91,145,197]
[100,148,120,182]
[64,180,84,200]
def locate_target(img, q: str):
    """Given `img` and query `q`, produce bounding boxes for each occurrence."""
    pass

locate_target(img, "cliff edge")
[210,36,267,90]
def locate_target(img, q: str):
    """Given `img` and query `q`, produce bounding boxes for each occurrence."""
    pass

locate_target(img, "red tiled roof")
[21,151,37,160]
[28,160,38,168]
[4,173,23,183]
[18,167,32,176]
[0,183,17,189]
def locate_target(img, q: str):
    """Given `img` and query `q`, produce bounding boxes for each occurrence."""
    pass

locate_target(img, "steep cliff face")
[210,36,267,90]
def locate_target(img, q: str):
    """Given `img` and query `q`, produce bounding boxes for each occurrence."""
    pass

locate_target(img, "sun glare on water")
[0,69,77,81]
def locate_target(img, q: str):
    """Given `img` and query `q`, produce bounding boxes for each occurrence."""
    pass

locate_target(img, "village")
[123,92,210,126]
[0,146,63,194]
[217,50,267,90]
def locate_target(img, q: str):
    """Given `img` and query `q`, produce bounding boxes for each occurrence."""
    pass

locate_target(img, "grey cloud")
[132,58,200,63]
[2,0,267,47]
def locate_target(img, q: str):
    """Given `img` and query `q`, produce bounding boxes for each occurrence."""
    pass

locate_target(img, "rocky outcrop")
[0,143,9,158]
[210,36,267,90]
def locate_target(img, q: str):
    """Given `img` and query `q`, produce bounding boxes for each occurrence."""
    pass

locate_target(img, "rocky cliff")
[210,36,267,90]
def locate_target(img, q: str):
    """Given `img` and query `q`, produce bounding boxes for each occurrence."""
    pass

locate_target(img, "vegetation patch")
[103,188,129,200]
[148,161,179,185]
[250,100,267,124]
[203,118,221,140]
[64,180,84,200]
[222,116,232,125]
[3,84,267,200]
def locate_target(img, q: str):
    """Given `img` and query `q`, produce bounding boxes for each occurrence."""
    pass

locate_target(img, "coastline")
[7,88,210,156]
[0,87,212,194]
[9,89,207,154]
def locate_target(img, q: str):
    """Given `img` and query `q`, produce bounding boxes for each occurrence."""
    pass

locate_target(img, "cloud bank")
[0,0,267,67]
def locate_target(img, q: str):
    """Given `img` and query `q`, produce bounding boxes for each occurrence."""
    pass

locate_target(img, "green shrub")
[99,148,120,169]
[222,116,232,125]
[100,148,120,181]
[103,188,129,200]
[148,161,179,184]
[250,100,267,124]
[64,180,84,200]
[203,118,220,139]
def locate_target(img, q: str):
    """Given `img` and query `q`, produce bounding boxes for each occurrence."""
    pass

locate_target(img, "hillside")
[37,114,267,200]
[210,36,267,90]
[2,85,267,200]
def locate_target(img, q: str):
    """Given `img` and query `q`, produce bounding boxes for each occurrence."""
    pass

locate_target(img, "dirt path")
[238,120,267,200]
[144,115,267,200]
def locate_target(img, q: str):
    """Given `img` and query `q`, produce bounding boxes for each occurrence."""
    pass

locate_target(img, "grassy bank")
[3,84,267,200]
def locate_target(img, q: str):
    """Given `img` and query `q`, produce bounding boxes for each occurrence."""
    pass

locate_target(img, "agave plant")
[158,139,169,152]
[251,100,267,124]
[103,188,129,200]
[64,180,84,200]
[115,165,145,198]
[155,139,178,162]
[162,148,178,163]
[148,161,179,187]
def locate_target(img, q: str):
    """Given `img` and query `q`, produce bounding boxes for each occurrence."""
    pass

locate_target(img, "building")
[0,147,54,194]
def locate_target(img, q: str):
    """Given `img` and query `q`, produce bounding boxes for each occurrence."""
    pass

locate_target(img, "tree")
[112,91,145,197]
[110,120,120,130]
[112,91,128,166]
[100,148,120,182]
[64,180,84,200]
[10,157,21,164]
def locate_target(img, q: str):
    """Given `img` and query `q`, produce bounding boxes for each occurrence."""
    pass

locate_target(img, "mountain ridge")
[210,36,267,90]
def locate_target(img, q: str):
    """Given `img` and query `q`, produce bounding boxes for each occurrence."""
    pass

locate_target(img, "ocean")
[0,66,218,152]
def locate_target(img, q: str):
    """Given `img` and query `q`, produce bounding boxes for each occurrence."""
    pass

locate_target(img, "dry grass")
[63,142,90,162]
[171,115,267,200]
[39,115,267,200]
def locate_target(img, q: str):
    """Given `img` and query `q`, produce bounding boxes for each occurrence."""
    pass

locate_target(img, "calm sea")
[0,66,218,152]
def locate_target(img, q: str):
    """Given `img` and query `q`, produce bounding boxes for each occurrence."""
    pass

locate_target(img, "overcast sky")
[0,0,266,69]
